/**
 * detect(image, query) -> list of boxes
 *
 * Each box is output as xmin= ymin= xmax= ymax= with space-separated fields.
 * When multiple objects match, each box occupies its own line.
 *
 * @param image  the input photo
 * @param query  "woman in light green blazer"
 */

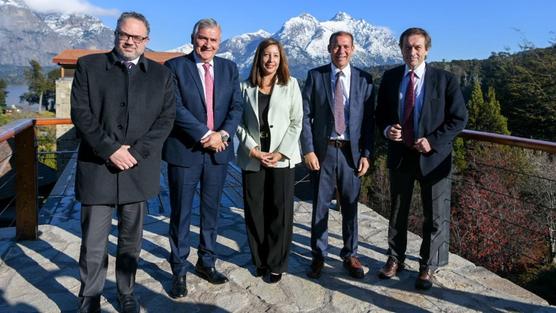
xmin=236 ymin=38 xmax=303 ymax=283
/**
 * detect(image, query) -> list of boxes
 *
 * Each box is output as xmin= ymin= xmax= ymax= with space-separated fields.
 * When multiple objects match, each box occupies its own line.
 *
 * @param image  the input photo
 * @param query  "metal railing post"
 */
xmin=15 ymin=125 xmax=38 ymax=240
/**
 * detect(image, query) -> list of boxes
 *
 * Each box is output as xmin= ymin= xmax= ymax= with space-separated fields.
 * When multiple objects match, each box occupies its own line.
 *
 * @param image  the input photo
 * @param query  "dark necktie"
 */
xmin=123 ymin=61 xmax=135 ymax=70
xmin=203 ymin=63 xmax=214 ymax=130
xmin=402 ymin=71 xmax=416 ymax=147
xmin=334 ymin=71 xmax=346 ymax=135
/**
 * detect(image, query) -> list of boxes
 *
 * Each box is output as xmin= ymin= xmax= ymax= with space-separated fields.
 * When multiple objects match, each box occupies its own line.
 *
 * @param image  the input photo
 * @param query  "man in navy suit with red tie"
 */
xmin=376 ymin=27 xmax=467 ymax=290
xmin=163 ymin=18 xmax=243 ymax=298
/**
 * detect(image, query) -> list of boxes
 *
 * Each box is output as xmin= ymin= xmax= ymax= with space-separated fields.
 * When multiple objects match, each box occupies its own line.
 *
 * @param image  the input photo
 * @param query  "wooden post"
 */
xmin=15 ymin=126 xmax=38 ymax=240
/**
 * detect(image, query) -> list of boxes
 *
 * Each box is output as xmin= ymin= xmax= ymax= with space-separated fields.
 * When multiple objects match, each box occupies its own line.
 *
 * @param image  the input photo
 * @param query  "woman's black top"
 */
xmin=258 ymin=91 xmax=271 ymax=152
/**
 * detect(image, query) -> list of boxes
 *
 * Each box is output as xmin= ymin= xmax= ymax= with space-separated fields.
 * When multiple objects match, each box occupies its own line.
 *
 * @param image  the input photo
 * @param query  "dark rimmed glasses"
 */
xmin=115 ymin=30 xmax=148 ymax=44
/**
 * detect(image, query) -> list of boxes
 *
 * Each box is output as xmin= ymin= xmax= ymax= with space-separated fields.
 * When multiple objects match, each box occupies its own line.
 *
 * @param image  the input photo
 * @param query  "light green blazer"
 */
xmin=236 ymin=77 xmax=303 ymax=171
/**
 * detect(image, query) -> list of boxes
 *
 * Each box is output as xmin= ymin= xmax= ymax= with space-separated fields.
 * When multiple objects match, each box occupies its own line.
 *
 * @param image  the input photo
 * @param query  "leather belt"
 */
xmin=328 ymin=139 xmax=349 ymax=148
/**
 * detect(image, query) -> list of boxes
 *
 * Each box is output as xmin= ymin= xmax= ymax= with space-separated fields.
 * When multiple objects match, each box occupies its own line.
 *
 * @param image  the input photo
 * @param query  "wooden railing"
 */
xmin=460 ymin=129 xmax=556 ymax=154
xmin=0 ymin=118 xmax=72 ymax=240
xmin=0 ymin=118 xmax=554 ymax=241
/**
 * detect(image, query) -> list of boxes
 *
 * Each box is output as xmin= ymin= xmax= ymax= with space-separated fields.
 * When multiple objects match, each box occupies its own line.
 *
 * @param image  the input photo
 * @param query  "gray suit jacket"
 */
xmin=300 ymin=63 xmax=374 ymax=166
xmin=236 ymin=77 xmax=303 ymax=171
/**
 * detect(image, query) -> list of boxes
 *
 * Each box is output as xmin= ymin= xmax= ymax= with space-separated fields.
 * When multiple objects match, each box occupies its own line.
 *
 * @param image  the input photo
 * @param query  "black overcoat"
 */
xmin=71 ymin=50 xmax=175 ymax=205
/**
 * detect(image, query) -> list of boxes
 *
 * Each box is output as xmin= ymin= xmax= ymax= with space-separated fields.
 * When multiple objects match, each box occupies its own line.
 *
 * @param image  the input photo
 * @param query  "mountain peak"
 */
xmin=332 ymin=11 xmax=352 ymax=21
xmin=0 ymin=3 xmax=113 ymax=65
xmin=299 ymin=13 xmax=317 ymax=20
xmin=252 ymin=29 xmax=271 ymax=37
xmin=170 ymin=12 xmax=402 ymax=79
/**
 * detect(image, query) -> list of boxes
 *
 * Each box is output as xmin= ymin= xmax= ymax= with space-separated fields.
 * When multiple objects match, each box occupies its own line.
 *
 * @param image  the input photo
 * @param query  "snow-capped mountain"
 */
xmin=170 ymin=12 xmax=402 ymax=78
xmin=172 ymin=43 xmax=193 ymax=54
xmin=0 ymin=0 xmax=113 ymax=65
xmin=40 ymin=13 xmax=113 ymax=49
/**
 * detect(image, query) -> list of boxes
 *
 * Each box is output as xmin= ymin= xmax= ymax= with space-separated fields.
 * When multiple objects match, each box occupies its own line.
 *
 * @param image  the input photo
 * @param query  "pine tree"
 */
xmin=485 ymin=87 xmax=510 ymax=135
xmin=0 ymin=79 xmax=7 ymax=106
xmin=467 ymin=80 xmax=510 ymax=135
xmin=467 ymin=80 xmax=484 ymax=130
xmin=21 ymin=60 xmax=47 ymax=112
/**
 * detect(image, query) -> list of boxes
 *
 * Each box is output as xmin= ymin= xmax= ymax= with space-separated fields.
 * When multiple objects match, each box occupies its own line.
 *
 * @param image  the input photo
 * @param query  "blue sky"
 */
xmin=25 ymin=0 xmax=556 ymax=61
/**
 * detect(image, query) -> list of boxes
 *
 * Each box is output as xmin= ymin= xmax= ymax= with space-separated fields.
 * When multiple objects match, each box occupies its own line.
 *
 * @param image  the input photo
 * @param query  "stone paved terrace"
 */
xmin=0 ymin=159 xmax=555 ymax=313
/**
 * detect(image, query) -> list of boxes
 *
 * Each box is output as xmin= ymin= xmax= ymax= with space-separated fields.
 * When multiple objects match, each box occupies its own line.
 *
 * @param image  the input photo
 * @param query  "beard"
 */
xmin=115 ymin=41 xmax=144 ymax=61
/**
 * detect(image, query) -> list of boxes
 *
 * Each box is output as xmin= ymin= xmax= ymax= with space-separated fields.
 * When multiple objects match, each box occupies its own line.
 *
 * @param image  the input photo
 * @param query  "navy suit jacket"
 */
xmin=300 ymin=64 xmax=374 ymax=166
xmin=376 ymin=64 xmax=468 ymax=177
xmin=163 ymin=53 xmax=243 ymax=166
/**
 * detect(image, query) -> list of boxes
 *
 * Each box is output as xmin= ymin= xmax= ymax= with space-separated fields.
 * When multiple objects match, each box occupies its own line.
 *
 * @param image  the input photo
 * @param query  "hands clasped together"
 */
xmin=387 ymin=123 xmax=431 ymax=153
xmin=109 ymin=145 xmax=137 ymax=171
xmin=250 ymin=148 xmax=284 ymax=168
xmin=200 ymin=131 xmax=229 ymax=152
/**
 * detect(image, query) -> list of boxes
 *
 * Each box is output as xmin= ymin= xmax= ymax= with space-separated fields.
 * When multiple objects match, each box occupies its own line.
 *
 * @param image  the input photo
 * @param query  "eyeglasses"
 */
xmin=115 ymin=30 xmax=148 ymax=44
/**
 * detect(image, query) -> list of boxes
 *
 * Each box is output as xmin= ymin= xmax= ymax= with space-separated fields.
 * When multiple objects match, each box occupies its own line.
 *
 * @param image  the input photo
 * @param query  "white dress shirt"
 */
xmin=330 ymin=62 xmax=351 ymax=140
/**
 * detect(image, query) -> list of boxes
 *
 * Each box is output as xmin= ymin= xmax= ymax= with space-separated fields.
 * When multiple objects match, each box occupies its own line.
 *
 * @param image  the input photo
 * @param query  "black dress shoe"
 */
xmin=79 ymin=296 xmax=100 ymax=313
xmin=415 ymin=266 xmax=434 ymax=290
xmin=268 ymin=273 xmax=282 ymax=284
xmin=195 ymin=262 xmax=228 ymax=284
xmin=118 ymin=293 xmax=139 ymax=313
xmin=307 ymin=258 xmax=324 ymax=279
xmin=169 ymin=275 xmax=188 ymax=298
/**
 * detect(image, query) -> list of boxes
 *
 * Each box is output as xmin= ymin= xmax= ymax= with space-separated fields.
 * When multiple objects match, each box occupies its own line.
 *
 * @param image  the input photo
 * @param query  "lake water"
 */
xmin=5 ymin=84 xmax=28 ymax=106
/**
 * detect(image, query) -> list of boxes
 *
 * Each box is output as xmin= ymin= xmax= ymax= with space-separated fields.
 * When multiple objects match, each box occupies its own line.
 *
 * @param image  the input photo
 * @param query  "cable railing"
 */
xmin=0 ymin=118 xmax=554 ymax=260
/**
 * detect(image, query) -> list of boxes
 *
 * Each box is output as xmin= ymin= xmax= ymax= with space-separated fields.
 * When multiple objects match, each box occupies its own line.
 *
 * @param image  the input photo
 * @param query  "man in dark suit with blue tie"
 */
xmin=301 ymin=31 xmax=374 ymax=279
xmin=163 ymin=18 xmax=243 ymax=298
xmin=376 ymin=27 xmax=467 ymax=290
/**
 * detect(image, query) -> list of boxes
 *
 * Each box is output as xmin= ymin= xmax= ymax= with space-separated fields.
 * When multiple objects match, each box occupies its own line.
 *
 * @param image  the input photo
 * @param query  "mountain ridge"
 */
xmin=0 ymin=0 xmax=113 ymax=66
xmin=169 ymin=12 xmax=402 ymax=78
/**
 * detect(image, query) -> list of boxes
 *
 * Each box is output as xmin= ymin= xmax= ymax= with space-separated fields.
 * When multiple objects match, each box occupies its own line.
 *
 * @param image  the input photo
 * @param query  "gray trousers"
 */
xmin=78 ymin=202 xmax=146 ymax=298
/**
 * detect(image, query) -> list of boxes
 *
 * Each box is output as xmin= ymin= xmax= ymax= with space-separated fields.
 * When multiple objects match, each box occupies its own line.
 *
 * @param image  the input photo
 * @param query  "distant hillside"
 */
xmin=431 ymin=46 xmax=556 ymax=141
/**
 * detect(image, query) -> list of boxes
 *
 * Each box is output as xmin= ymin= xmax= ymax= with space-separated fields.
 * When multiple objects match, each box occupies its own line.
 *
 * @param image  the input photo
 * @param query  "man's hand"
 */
xmin=109 ymin=145 xmax=137 ymax=170
xmin=201 ymin=132 xmax=228 ymax=152
xmin=304 ymin=152 xmax=320 ymax=171
xmin=387 ymin=124 xmax=403 ymax=141
xmin=357 ymin=157 xmax=370 ymax=177
xmin=414 ymin=138 xmax=431 ymax=153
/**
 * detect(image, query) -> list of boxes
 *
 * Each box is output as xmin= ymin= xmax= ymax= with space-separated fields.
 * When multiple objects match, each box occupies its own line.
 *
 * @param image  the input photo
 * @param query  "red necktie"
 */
xmin=203 ymin=63 xmax=214 ymax=130
xmin=402 ymin=71 xmax=415 ymax=147
xmin=334 ymin=71 xmax=346 ymax=135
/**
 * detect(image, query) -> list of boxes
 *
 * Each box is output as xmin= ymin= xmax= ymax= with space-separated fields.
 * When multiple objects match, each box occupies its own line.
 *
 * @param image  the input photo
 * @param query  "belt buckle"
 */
xmin=331 ymin=139 xmax=342 ymax=148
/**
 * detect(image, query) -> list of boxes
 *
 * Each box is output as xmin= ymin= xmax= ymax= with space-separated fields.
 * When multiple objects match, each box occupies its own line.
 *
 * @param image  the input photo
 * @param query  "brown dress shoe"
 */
xmin=415 ymin=266 xmax=434 ymax=290
xmin=307 ymin=258 xmax=324 ymax=279
xmin=343 ymin=256 xmax=365 ymax=279
xmin=378 ymin=257 xmax=404 ymax=279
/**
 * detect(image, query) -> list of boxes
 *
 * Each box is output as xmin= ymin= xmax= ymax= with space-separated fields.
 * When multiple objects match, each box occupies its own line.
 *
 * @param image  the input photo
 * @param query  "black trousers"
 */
xmin=387 ymin=150 xmax=451 ymax=269
xmin=242 ymin=166 xmax=295 ymax=274
xmin=78 ymin=202 xmax=146 ymax=298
